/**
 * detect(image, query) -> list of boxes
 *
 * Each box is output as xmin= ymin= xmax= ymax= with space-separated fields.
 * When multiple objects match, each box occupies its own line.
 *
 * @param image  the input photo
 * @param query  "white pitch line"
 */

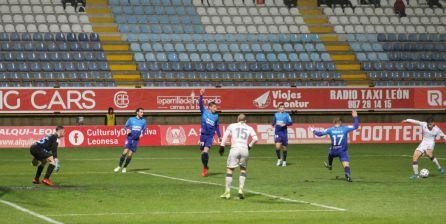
xmin=138 ymin=171 xmax=347 ymax=212
xmin=47 ymin=209 xmax=338 ymax=217
xmin=400 ymin=155 xmax=446 ymax=160
xmin=0 ymin=199 xmax=64 ymax=224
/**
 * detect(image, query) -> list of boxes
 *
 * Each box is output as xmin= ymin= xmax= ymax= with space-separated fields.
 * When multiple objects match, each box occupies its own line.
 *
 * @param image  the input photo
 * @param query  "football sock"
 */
xmin=118 ymin=154 xmax=126 ymax=167
xmin=412 ymin=161 xmax=419 ymax=174
xmin=328 ymin=155 xmax=334 ymax=167
xmin=225 ymin=173 xmax=233 ymax=192
xmin=44 ymin=164 xmax=55 ymax=179
xmin=35 ymin=165 xmax=45 ymax=179
xmin=282 ymin=151 xmax=288 ymax=162
xmin=344 ymin=166 xmax=351 ymax=176
xmin=430 ymin=157 xmax=441 ymax=169
xmin=124 ymin=156 xmax=132 ymax=168
xmin=275 ymin=150 xmax=281 ymax=160
xmin=239 ymin=172 xmax=247 ymax=190
xmin=201 ymin=152 xmax=209 ymax=168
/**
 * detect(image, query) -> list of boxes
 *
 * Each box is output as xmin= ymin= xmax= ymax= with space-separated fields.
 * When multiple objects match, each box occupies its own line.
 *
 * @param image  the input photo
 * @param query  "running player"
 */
xmin=114 ymin=108 xmax=147 ymax=173
xmin=402 ymin=118 xmax=446 ymax=179
xmin=198 ymin=88 xmax=221 ymax=177
xmin=30 ymin=126 xmax=65 ymax=186
xmin=272 ymin=103 xmax=293 ymax=167
xmin=219 ymin=114 xmax=258 ymax=199
xmin=312 ymin=111 xmax=359 ymax=182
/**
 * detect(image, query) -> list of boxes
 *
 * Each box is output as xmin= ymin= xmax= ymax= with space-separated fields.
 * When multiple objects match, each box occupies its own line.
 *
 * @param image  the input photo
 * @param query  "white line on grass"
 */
xmin=137 ymin=171 xmax=347 ymax=212
xmin=0 ymin=199 xmax=64 ymax=224
xmin=47 ymin=209 xmax=338 ymax=217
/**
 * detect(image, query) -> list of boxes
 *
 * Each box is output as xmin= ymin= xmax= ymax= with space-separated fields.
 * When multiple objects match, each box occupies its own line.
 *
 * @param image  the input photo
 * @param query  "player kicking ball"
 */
xmin=30 ymin=126 xmax=64 ymax=186
xmin=402 ymin=118 xmax=446 ymax=179
xmin=114 ymin=108 xmax=147 ymax=173
xmin=272 ymin=103 xmax=293 ymax=167
xmin=219 ymin=114 xmax=258 ymax=199
xmin=312 ymin=111 xmax=359 ymax=182
xmin=198 ymin=88 xmax=222 ymax=177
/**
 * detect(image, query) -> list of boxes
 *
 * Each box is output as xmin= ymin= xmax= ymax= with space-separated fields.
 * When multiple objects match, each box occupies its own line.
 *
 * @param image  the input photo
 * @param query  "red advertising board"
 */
xmin=1 ymin=123 xmax=445 ymax=148
xmin=0 ymin=87 xmax=444 ymax=113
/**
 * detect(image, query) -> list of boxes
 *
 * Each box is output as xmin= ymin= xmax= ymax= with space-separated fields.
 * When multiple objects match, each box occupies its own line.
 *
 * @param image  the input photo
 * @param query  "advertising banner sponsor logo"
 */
xmin=0 ymin=126 xmax=65 ymax=148
xmin=0 ymin=88 xmax=444 ymax=113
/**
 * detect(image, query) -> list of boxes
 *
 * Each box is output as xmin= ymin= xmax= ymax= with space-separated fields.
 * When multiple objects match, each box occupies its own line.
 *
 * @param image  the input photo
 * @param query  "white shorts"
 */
xmin=416 ymin=141 xmax=435 ymax=154
xmin=226 ymin=148 xmax=249 ymax=168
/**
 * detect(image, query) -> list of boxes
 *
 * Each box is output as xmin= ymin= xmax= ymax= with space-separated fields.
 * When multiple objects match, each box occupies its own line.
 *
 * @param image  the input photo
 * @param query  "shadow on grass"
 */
xmin=129 ymin=168 xmax=151 ymax=172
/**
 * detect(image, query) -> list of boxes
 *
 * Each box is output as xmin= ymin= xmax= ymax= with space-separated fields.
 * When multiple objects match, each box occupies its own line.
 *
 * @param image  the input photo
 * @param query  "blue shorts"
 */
xmin=329 ymin=147 xmax=349 ymax=162
xmin=199 ymin=134 xmax=213 ymax=150
xmin=274 ymin=133 xmax=288 ymax=146
xmin=125 ymin=138 xmax=139 ymax=153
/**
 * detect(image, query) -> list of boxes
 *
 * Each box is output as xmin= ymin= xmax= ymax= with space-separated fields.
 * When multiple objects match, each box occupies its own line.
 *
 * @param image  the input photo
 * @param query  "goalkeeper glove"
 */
xmin=219 ymin=146 xmax=225 ymax=156
xmin=55 ymin=159 xmax=60 ymax=172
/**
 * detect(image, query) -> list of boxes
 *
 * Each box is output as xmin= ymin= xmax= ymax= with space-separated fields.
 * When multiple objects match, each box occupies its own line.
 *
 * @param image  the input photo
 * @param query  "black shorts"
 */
xmin=30 ymin=144 xmax=52 ymax=161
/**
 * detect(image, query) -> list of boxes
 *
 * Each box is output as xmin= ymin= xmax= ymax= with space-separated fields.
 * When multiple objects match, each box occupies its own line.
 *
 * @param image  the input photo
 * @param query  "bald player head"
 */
xmin=237 ymin=114 xmax=246 ymax=123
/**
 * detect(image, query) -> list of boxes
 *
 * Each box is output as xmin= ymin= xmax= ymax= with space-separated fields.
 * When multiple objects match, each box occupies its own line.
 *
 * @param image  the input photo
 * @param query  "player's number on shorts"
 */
xmin=235 ymin=128 xmax=248 ymax=140
xmin=332 ymin=135 xmax=344 ymax=146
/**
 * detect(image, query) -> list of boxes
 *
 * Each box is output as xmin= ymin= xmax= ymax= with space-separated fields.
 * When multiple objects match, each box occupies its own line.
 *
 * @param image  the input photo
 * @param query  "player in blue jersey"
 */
xmin=199 ymin=88 xmax=221 ymax=177
xmin=114 ymin=108 xmax=147 ymax=173
xmin=272 ymin=103 xmax=293 ymax=167
xmin=312 ymin=110 xmax=359 ymax=182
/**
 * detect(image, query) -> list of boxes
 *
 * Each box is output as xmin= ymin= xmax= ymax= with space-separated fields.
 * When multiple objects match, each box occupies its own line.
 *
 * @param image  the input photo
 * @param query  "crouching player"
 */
xmin=219 ymin=114 xmax=258 ymax=199
xmin=114 ymin=108 xmax=146 ymax=173
xmin=402 ymin=118 xmax=446 ymax=179
xmin=312 ymin=111 xmax=359 ymax=182
xmin=30 ymin=126 xmax=64 ymax=186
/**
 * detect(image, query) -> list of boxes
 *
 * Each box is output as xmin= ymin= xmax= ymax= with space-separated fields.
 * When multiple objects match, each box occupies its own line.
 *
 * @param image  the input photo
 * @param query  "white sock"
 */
xmin=412 ymin=163 xmax=419 ymax=175
xmin=239 ymin=173 xmax=247 ymax=190
xmin=225 ymin=174 xmax=232 ymax=192
xmin=432 ymin=158 xmax=442 ymax=169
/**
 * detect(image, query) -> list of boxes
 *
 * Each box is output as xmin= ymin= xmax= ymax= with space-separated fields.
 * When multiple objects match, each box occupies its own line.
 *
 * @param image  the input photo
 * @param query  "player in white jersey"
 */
xmin=402 ymin=118 xmax=446 ymax=179
xmin=219 ymin=114 xmax=258 ymax=199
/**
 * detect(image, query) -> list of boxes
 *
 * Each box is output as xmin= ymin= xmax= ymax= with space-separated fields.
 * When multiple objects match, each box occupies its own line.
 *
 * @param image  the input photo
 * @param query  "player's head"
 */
xmin=278 ymin=103 xmax=285 ymax=112
xmin=237 ymin=113 xmax=247 ymax=123
xmin=333 ymin=117 xmax=343 ymax=127
xmin=426 ymin=117 xmax=435 ymax=130
xmin=136 ymin=108 xmax=144 ymax=118
xmin=108 ymin=107 xmax=114 ymax=114
xmin=55 ymin=126 xmax=65 ymax=137
xmin=208 ymin=101 xmax=218 ymax=113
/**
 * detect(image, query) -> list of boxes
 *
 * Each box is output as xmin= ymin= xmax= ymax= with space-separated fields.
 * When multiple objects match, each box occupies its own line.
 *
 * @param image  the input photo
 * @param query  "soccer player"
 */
xmin=312 ymin=111 xmax=359 ymax=182
xmin=219 ymin=114 xmax=258 ymax=199
xmin=272 ymin=103 xmax=293 ymax=167
xmin=402 ymin=118 xmax=446 ymax=179
xmin=114 ymin=108 xmax=147 ymax=173
xmin=198 ymin=88 xmax=221 ymax=177
xmin=30 ymin=126 xmax=64 ymax=186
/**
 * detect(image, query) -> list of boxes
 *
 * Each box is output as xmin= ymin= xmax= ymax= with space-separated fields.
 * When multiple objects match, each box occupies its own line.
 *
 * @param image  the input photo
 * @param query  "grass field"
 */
xmin=1 ymin=144 xmax=446 ymax=224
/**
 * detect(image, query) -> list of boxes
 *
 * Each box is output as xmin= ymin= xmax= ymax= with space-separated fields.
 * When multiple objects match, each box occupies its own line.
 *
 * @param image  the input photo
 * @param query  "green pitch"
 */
xmin=1 ymin=144 xmax=445 ymax=224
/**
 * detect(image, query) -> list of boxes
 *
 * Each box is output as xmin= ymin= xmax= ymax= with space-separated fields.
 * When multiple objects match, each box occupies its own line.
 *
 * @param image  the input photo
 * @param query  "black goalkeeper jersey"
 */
xmin=35 ymin=134 xmax=59 ymax=158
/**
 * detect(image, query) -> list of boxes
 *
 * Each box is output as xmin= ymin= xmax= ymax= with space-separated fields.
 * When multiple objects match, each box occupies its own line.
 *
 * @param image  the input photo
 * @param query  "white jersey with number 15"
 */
xmin=221 ymin=122 xmax=258 ymax=150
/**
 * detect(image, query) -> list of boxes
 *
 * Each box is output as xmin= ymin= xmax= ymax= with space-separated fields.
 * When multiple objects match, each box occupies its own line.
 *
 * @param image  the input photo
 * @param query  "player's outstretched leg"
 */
xmin=33 ymin=162 xmax=46 ymax=184
xmin=42 ymin=157 xmax=56 ymax=186
xmin=324 ymin=154 xmax=333 ymax=170
xmin=342 ymin=162 xmax=352 ymax=182
xmin=275 ymin=143 xmax=282 ymax=166
xmin=426 ymin=150 xmax=444 ymax=174
xmin=122 ymin=152 xmax=133 ymax=173
xmin=238 ymin=168 xmax=247 ymax=199
xmin=221 ymin=169 xmax=232 ymax=199
xmin=201 ymin=147 xmax=210 ymax=177
xmin=410 ymin=150 xmax=422 ymax=179
xmin=114 ymin=149 xmax=128 ymax=173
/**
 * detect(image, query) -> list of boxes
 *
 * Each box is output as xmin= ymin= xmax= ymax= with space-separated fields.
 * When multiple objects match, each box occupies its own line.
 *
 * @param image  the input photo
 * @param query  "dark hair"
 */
xmin=426 ymin=118 xmax=434 ymax=123
xmin=278 ymin=103 xmax=285 ymax=108
xmin=108 ymin=107 xmax=114 ymax=113
xmin=333 ymin=117 xmax=343 ymax=123
xmin=208 ymin=102 xmax=217 ymax=107
xmin=55 ymin=126 xmax=64 ymax=131
xmin=136 ymin=108 xmax=144 ymax=113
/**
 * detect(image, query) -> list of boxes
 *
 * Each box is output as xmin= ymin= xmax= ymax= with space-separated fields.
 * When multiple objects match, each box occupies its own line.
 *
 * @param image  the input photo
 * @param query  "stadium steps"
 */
xmin=86 ymin=0 xmax=142 ymax=87
xmin=297 ymin=0 xmax=370 ymax=86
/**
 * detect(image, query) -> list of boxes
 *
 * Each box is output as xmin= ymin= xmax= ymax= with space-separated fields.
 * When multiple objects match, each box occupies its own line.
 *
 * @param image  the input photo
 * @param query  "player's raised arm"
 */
xmin=347 ymin=110 xmax=359 ymax=131
xmin=402 ymin=119 xmax=424 ymax=126
xmin=199 ymin=88 xmax=205 ymax=113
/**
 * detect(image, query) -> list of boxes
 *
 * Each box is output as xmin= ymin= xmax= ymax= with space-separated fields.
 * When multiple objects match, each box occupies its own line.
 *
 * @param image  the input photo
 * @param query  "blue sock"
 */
xmin=201 ymin=152 xmax=209 ymax=168
xmin=283 ymin=151 xmax=288 ymax=162
xmin=344 ymin=166 xmax=351 ymax=176
xmin=275 ymin=150 xmax=281 ymax=159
